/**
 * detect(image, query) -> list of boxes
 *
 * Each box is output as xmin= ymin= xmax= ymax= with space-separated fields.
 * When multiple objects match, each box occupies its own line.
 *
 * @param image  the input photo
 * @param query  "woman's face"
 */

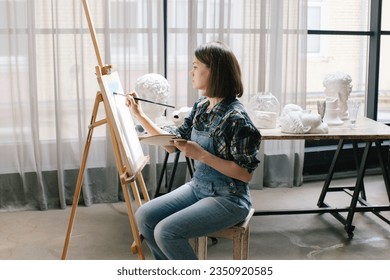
xmin=190 ymin=57 xmax=210 ymax=93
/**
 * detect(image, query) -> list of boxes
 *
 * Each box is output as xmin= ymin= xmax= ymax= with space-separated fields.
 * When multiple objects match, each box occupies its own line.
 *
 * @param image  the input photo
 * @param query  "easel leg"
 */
xmin=121 ymin=181 xmax=145 ymax=259
xmin=137 ymin=173 xmax=150 ymax=203
xmin=108 ymin=122 xmax=147 ymax=259
xmin=61 ymin=149 xmax=88 ymax=260
xmin=61 ymin=93 xmax=104 ymax=260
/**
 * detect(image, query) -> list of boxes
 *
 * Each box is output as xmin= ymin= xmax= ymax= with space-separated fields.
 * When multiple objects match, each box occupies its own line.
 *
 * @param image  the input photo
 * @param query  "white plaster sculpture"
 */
xmin=135 ymin=73 xmax=170 ymax=123
xmin=248 ymin=92 xmax=280 ymax=128
xmin=279 ymin=104 xmax=328 ymax=134
xmin=171 ymin=106 xmax=192 ymax=126
xmin=322 ymin=97 xmax=344 ymax=125
xmin=323 ymin=71 xmax=352 ymax=120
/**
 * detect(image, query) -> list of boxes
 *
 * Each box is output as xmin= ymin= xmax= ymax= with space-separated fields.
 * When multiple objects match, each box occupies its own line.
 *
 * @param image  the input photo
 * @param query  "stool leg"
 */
xmin=232 ymin=230 xmax=242 ymax=260
xmin=198 ymin=208 xmax=254 ymax=260
xmin=242 ymin=227 xmax=250 ymax=260
xmin=195 ymin=237 xmax=208 ymax=260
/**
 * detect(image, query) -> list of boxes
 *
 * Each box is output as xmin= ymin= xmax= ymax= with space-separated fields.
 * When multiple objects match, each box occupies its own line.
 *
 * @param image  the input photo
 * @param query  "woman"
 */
xmin=126 ymin=41 xmax=261 ymax=260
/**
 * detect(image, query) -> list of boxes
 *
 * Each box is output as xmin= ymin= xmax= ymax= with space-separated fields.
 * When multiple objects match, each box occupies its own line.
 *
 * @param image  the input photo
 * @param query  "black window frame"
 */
xmin=303 ymin=0 xmax=389 ymax=179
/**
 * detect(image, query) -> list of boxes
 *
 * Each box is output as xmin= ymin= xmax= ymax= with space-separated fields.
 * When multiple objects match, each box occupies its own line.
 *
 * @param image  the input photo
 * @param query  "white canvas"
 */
xmin=100 ymin=71 xmax=145 ymax=174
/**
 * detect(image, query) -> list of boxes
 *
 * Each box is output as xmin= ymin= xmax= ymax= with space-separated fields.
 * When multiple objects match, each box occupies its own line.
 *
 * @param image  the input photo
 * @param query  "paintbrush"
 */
xmin=113 ymin=92 xmax=175 ymax=108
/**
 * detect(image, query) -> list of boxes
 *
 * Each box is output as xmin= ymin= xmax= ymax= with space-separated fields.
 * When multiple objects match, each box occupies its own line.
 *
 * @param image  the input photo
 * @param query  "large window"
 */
xmin=306 ymin=0 xmax=389 ymax=123
xmin=379 ymin=0 xmax=390 ymax=122
xmin=0 ymin=0 xmax=163 ymax=144
xmin=1 ymin=0 xmax=388 ymax=175
xmin=304 ymin=0 xmax=389 ymax=178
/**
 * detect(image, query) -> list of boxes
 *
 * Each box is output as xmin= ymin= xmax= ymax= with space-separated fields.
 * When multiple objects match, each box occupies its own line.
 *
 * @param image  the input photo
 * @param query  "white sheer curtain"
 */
xmin=0 ymin=0 xmax=165 ymax=210
xmin=167 ymin=0 xmax=307 ymax=188
xmin=0 ymin=0 xmax=307 ymax=211
xmin=247 ymin=0 xmax=308 ymax=188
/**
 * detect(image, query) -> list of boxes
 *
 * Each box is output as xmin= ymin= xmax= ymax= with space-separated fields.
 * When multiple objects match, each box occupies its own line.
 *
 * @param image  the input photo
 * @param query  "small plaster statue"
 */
xmin=279 ymin=104 xmax=328 ymax=134
xmin=248 ymin=92 xmax=280 ymax=128
xmin=322 ymin=97 xmax=344 ymax=125
xmin=172 ymin=106 xmax=192 ymax=126
xmin=323 ymin=71 xmax=352 ymax=120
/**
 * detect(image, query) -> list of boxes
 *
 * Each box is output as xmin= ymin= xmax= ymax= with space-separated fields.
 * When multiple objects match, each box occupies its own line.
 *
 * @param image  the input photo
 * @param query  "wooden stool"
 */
xmin=195 ymin=208 xmax=255 ymax=260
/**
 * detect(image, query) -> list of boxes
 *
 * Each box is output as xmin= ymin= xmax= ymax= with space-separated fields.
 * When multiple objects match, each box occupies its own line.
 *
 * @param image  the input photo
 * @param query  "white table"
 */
xmin=255 ymin=117 xmax=390 ymax=238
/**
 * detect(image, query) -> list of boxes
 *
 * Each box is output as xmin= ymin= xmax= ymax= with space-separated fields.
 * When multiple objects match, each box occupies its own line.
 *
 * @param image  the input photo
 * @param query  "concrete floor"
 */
xmin=1 ymin=175 xmax=390 ymax=260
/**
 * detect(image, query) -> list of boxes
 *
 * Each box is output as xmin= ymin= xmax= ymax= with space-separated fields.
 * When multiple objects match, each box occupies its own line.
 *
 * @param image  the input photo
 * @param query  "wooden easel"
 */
xmin=61 ymin=0 xmax=150 ymax=260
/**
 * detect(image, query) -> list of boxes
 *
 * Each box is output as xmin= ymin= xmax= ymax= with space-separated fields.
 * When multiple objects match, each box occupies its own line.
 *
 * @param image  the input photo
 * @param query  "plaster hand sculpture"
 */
xmin=248 ymin=92 xmax=280 ymax=128
xmin=135 ymin=73 xmax=170 ymax=123
xmin=323 ymin=71 xmax=352 ymax=120
xmin=279 ymin=104 xmax=328 ymax=134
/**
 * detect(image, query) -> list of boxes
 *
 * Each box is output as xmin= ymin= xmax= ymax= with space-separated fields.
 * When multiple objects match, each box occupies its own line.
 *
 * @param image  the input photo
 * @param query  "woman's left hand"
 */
xmin=174 ymin=140 xmax=253 ymax=183
xmin=173 ymin=140 xmax=205 ymax=161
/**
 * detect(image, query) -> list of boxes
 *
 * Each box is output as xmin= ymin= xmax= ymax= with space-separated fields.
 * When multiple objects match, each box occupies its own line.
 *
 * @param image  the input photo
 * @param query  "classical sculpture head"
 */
xmin=323 ymin=71 xmax=352 ymax=119
xmin=135 ymin=73 xmax=170 ymax=122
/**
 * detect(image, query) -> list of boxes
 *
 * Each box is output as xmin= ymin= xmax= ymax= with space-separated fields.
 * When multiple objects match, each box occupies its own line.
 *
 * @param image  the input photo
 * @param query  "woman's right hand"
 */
xmin=125 ymin=91 xmax=143 ymax=117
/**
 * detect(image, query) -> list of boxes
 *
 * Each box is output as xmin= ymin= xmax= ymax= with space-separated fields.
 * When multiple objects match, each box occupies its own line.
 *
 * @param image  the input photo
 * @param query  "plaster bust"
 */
xmin=323 ymin=71 xmax=352 ymax=120
xmin=135 ymin=73 xmax=170 ymax=123
xmin=279 ymin=104 xmax=328 ymax=134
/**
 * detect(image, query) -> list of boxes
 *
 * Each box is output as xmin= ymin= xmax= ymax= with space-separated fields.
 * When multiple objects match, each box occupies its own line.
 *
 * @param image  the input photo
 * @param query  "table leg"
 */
xmin=155 ymin=151 xmax=170 ymax=197
xmin=375 ymin=141 xmax=390 ymax=201
xmin=344 ymin=141 xmax=372 ymax=238
xmin=317 ymin=139 xmax=345 ymax=207
xmin=352 ymin=141 xmax=367 ymax=200
xmin=166 ymin=151 xmax=181 ymax=193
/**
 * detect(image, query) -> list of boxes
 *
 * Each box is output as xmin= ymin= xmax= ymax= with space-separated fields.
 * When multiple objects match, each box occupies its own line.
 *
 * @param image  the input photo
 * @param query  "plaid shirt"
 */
xmin=173 ymin=96 xmax=261 ymax=172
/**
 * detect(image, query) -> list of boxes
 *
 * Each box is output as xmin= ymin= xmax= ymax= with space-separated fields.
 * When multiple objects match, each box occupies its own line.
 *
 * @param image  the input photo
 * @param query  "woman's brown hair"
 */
xmin=194 ymin=41 xmax=243 ymax=98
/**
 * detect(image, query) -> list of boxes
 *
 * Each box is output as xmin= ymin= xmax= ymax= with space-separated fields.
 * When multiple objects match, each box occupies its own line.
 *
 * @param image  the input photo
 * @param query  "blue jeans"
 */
xmin=135 ymin=180 xmax=250 ymax=260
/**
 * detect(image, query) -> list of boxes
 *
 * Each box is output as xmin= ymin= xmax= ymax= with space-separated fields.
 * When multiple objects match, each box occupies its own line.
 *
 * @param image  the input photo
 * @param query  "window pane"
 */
xmin=35 ymin=0 xmax=91 ymax=29
xmin=306 ymin=35 xmax=368 ymax=112
xmin=382 ymin=0 xmax=390 ymax=30
xmin=307 ymin=6 xmax=321 ymax=53
xmin=308 ymin=0 xmax=369 ymax=32
xmin=378 ymin=36 xmax=390 ymax=122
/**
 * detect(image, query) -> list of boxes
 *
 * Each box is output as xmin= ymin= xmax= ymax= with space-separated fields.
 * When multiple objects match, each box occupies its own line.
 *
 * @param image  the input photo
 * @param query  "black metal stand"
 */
xmin=154 ymin=151 xmax=194 ymax=197
xmin=254 ymin=139 xmax=390 ymax=239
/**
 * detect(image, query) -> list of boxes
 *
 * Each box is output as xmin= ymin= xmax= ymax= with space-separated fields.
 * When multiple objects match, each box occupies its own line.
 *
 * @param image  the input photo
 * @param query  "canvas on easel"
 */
xmin=99 ymin=71 xmax=145 ymax=173
xmin=61 ymin=0 xmax=150 ymax=260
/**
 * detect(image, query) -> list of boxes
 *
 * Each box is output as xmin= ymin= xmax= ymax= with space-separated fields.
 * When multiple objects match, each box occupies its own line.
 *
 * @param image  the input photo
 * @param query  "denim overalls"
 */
xmin=190 ymin=112 xmax=252 ymax=210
